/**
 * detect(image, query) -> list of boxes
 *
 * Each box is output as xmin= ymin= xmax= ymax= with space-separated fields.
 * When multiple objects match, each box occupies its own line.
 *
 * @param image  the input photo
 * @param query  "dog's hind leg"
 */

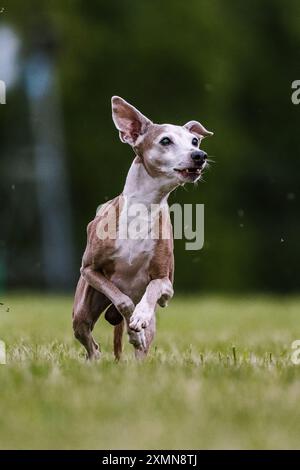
xmin=113 ymin=319 xmax=125 ymax=361
xmin=73 ymin=276 xmax=110 ymax=360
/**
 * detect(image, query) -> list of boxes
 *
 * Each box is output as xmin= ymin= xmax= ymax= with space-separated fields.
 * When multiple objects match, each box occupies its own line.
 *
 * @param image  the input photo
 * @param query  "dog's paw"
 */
xmin=116 ymin=295 xmax=135 ymax=317
xmin=86 ymin=349 xmax=101 ymax=361
xmin=158 ymin=282 xmax=174 ymax=308
xmin=129 ymin=307 xmax=152 ymax=332
xmin=127 ymin=328 xmax=147 ymax=350
xmin=158 ymin=294 xmax=169 ymax=308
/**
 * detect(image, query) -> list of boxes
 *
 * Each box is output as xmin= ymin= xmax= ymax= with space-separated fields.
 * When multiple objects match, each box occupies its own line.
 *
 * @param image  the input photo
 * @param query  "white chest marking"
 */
xmin=115 ymin=197 xmax=157 ymax=266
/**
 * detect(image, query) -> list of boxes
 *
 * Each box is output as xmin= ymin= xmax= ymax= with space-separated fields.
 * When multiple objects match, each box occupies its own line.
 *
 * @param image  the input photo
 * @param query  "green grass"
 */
xmin=0 ymin=293 xmax=300 ymax=449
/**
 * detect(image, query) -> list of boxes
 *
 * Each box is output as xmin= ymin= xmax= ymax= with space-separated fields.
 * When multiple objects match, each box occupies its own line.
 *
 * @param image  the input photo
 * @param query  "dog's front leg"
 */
xmin=129 ymin=277 xmax=174 ymax=332
xmin=80 ymin=266 xmax=135 ymax=317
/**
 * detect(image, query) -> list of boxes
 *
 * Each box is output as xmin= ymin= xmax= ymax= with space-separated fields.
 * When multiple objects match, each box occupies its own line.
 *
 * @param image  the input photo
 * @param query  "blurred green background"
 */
xmin=1 ymin=0 xmax=300 ymax=294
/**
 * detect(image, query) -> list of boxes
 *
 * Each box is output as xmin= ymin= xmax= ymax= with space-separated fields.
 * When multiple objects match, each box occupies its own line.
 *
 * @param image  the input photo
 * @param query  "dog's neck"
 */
xmin=122 ymin=156 xmax=177 ymax=207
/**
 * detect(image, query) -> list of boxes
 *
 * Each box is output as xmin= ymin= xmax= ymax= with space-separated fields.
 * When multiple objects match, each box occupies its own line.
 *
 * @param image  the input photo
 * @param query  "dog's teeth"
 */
xmin=180 ymin=168 xmax=201 ymax=175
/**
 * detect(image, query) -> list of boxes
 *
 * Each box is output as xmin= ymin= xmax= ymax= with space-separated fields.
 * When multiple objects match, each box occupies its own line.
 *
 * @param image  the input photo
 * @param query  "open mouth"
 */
xmin=174 ymin=167 xmax=202 ymax=180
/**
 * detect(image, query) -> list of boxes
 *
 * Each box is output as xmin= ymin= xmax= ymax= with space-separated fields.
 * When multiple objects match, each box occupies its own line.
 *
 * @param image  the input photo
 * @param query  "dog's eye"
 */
xmin=192 ymin=137 xmax=199 ymax=146
xmin=160 ymin=137 xmax=172 ymax=146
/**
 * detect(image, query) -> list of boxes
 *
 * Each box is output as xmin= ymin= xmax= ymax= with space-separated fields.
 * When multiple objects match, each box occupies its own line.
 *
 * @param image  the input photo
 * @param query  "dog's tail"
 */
xmin=113 ymin=320 xmax=124 ymax=360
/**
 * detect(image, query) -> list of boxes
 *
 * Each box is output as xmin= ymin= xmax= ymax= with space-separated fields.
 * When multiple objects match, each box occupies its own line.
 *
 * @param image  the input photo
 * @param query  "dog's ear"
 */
xmin=183 ymin=120 xmax=213 ymax=139
xmin=111 ymin=96 xmax=152 ymax=145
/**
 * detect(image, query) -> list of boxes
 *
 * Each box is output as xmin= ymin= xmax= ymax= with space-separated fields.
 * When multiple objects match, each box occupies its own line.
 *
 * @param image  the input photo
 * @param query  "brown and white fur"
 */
xmin=72 ymin=96 xmax=213 ymax=360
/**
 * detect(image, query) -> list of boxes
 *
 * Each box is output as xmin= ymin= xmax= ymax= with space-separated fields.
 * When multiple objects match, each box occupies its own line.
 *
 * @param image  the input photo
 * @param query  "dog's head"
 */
xmin=111 ymin=96 xmax=213 ymax=185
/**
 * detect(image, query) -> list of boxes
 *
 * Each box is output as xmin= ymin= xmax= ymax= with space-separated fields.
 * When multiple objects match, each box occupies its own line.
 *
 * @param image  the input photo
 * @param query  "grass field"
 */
xmin=0 ymin=293 xmax=300 ymax=449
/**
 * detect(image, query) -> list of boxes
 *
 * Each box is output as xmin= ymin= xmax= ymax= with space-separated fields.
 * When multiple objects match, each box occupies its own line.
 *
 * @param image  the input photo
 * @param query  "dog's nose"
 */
xmin=191 ymin=150 xmax=207 ymax=164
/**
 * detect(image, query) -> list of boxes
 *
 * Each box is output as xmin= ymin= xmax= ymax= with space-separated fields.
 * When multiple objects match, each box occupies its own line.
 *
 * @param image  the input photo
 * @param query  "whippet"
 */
xmin=73 ymin=96 xmax=213 ymax=360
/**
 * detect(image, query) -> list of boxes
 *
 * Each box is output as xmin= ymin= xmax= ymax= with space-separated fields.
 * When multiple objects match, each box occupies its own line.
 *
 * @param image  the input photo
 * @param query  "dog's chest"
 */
xmin=109 ymin=201 xmax=157 ymax=300
xmin=110 ymin=238 xmax=155 ymax=301
xmin=115 ymin=236 xmax=155 ymax=265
